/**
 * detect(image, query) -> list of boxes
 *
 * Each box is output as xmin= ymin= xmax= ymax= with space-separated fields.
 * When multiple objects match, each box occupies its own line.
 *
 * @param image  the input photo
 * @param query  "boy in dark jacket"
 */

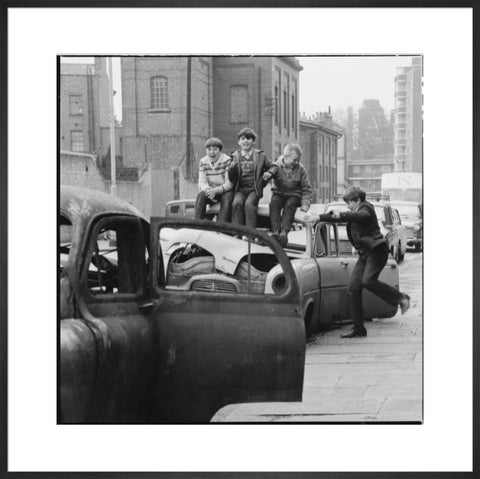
xmin=228 ymin=128 xmax=278 ymax=229
xmin=266 ymin=144 xmax=312 ymax=246
xmin=319 ymin=186 xmax=410 ymax=338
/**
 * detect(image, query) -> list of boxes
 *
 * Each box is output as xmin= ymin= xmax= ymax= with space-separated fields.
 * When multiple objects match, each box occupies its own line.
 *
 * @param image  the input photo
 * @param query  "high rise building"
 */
xmin=393 ymin=57 xmax=422 ymax=172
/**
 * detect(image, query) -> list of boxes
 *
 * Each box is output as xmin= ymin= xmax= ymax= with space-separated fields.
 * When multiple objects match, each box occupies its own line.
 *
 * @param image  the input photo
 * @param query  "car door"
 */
xmin=60 ymin=214 xmax=155 ymax=424
xmin=147 ymin=218 xmax=306 ymax=423
xmin=313 ymin=222 xmax=351 ymax=326
xmin=315 ymin=220 xmax=400 ymax=322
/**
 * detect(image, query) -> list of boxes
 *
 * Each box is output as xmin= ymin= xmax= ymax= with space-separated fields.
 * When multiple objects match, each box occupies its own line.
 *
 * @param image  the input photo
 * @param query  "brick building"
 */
xmin=299 ymin=117 xmax=342 ymax=204
xmin=120 ymin=56 xmax=303 ymax=214
xmin=60 ymin=58 xmax=121 ymax=158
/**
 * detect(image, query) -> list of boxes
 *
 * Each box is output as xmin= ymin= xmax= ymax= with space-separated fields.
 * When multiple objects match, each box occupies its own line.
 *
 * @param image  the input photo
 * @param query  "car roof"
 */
xmin=60 ymin=185 xmax=147 ymax=223
xmin=389 ymin=200 xmax=421 ymax=206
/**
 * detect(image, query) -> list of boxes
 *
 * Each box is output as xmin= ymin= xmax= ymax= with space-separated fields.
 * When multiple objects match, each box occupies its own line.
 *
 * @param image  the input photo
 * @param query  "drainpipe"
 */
xmin=257 ymin=67 xmax=262 ymax=148
xmin=186 ymin=57 xmax=192 ymax=179
xmin=108 ymin=57 xmax=117 ymax=196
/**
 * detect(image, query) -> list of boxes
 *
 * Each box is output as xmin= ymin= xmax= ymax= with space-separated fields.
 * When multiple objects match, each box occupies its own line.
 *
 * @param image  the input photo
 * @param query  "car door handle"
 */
xmin=340 ymin=261 xmax=349 ymax=267
xmin=138 ymin=301 xmax=154 ymax=313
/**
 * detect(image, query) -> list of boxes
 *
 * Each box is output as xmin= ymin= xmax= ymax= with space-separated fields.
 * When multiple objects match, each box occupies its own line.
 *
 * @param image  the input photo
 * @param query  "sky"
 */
xmin=61 ymin=55 xmax=419 ymax=123
xmin=298 ymin=55 xmax=418 ymax=118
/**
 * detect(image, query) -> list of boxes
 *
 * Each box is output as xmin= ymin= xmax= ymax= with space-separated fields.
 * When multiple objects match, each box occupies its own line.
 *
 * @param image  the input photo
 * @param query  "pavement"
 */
xmin=212 ymin=251 xmax=423 ymax=423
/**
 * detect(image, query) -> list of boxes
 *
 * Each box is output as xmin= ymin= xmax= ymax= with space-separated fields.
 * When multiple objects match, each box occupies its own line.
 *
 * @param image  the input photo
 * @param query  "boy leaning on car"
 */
xmin=319 ymin=186 xmax=411 ymax=338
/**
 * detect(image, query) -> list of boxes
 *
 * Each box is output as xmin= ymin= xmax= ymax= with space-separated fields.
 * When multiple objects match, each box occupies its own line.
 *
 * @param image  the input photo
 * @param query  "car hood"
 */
xmin=160 ymin=228 xmax=275 ymax=275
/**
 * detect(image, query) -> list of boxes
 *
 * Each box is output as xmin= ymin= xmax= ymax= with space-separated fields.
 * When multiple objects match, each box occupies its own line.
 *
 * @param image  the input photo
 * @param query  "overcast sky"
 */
xmin=61 ymin=55 xmax=419 ymax=123
xmin=298 ymin=55 xmax=418 ymax=118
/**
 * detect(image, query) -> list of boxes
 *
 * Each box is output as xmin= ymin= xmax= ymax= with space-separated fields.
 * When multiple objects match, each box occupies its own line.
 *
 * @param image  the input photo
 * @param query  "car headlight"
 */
xmin=272 ymin=275 xmax=287 ymax=295
xmin=413 ymin=223 xmax=421 ymax=231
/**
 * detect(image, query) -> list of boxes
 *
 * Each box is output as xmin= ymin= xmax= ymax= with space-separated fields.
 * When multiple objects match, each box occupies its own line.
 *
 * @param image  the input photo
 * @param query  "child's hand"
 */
xmin=205 ymin=189 xmax=216 ymax=200
xmin=300 ymin=205 xmax=309 ymax=213
xmin=263 ymin=172 xmax=272 ymax=181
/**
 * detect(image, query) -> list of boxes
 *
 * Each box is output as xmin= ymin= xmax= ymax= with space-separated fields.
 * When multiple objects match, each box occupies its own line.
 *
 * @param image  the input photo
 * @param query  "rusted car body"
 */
xmin=59 ymin=186 xmax=306 ymax=424
xmin=201 ymin=204 xmax=400 ymax=335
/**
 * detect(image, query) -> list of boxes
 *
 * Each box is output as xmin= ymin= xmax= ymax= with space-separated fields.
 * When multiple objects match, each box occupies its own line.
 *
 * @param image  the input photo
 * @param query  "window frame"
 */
xmin=80 ymin=215 xmax=148 ymax=302
xmin=149 ymin=75 xmax=170 ymax=112
xmin=70 ymin=130 xmax=84 ymax=152
xmin=69 ymin=95 xmax=83 ymax=116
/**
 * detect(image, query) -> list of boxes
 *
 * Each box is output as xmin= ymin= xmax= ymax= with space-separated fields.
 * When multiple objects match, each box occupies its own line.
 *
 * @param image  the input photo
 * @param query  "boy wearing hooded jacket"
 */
xmin=266 ymin=144 xmax=312 ymax=246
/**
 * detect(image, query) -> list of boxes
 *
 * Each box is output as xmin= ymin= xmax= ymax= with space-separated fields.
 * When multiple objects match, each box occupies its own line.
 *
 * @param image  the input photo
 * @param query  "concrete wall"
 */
xmin=61 ymin=152 xmax=153 ymax=218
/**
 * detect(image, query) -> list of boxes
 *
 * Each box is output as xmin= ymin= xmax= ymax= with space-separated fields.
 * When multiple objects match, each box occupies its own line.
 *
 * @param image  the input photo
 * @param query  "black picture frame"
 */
xmin=1 ymin=1 xmax=478 ymax=477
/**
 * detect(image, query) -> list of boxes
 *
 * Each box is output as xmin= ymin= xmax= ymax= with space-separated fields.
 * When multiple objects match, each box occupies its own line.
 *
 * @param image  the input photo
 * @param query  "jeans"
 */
xmin=348 ymin=242 xmax=403 ymax=327
xmin=232 ymin=189 xmax=260 ymax=228
xmin=194 ymin=190 xmax=234 ymax=222
xmin=269 ymin=194 xmax=301 ymax=233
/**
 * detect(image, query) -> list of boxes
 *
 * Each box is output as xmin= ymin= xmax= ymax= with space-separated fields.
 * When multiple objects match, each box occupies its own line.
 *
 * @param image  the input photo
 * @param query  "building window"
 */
xmin=69 ymin=95 xmax=83 ymax=115
xmin=230 ymin=85 xmax=248 ymax=124
xmin=291 ymin=94 xmax=295 ymax=131
xmin=71 ymin=131 xmax=84 ymax=152
xmin=150 ymin=76 xmax=169 ymax=110
xmin=274 ymin=86 xmax=279 ymax=126
xmin=283 ymin=90 xmax=287 ymax=128
xmin=353 ymin=166 xmax=361 ymax=174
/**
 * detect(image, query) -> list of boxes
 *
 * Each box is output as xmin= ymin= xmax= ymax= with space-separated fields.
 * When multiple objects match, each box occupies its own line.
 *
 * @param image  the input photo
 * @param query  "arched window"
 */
xmin=150 ymin=76 xmax=169 ymax=110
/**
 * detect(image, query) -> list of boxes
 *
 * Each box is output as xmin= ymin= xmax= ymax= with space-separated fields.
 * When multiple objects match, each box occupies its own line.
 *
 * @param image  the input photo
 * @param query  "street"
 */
xmin=212 ymin=250 xmax=423 ymax=422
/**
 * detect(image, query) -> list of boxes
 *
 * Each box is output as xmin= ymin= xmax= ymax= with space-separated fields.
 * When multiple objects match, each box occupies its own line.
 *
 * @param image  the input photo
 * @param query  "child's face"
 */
xmin=206 ymin=146 xmax=221 ymax=158
xmin=283 ymin=150 xmax=299 ymax=167
xmin=238 ymin=135 xmax=254 ymax=150
xmin=346 ymin=199 xmax=361 ymax=211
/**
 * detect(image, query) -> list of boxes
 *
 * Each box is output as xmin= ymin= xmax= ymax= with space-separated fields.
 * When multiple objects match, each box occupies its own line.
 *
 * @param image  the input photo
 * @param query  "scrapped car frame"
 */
xmin=59 ymin=186 xmax=306 ymax=424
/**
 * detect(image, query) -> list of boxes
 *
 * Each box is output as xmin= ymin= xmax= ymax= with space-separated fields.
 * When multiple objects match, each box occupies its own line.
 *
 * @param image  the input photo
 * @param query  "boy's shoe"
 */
xmin=278 ymin=232 xmax=288 ymax=247
xmin=399 ymin=294 xmax=411 ymax=314
xmin=341 ymin=326 xmax=367 ymax=338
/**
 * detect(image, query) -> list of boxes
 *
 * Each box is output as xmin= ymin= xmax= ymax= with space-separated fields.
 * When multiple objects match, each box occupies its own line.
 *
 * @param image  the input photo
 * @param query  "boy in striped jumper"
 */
xmin=195 ymin=137 xmax=233 ymax=222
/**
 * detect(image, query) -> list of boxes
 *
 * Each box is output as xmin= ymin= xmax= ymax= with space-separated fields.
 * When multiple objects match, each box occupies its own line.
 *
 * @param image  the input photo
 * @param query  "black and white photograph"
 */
xmin=4 ymin=5 xmax=475 ymax=476
xmin=59 ymin=54 xmax=423 ymax=425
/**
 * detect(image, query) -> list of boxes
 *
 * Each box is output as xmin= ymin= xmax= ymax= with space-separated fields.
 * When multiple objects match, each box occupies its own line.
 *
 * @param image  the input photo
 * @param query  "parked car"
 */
xmin=389 ymin=200 xmax=423 ymax=252
xmin=60 ymin=186 xmax=305 ymax=424
xmin=325 ymin=200 xmax=407 ymax=263
xmin=165 ymin=199 xmax=196 ymax=218
xmin=203 ymin=202 xmax=400 ymax=335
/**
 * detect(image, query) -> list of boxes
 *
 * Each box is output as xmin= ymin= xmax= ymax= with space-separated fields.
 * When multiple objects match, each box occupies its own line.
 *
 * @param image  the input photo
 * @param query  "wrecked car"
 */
xmin=59 ymin=186 xmax=306 ymax=424
xmin=192 ymin=204 xmax=400 ymax=336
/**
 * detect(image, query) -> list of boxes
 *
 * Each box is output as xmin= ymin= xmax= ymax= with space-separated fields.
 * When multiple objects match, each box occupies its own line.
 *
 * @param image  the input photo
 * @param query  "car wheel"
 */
xmin=415 ymin=243 xmax=421 ymax=252
xmin=304 ymin=303 xmax=315 ymax=337
xmin=398 ymin=244 xmax=405 ymax=263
